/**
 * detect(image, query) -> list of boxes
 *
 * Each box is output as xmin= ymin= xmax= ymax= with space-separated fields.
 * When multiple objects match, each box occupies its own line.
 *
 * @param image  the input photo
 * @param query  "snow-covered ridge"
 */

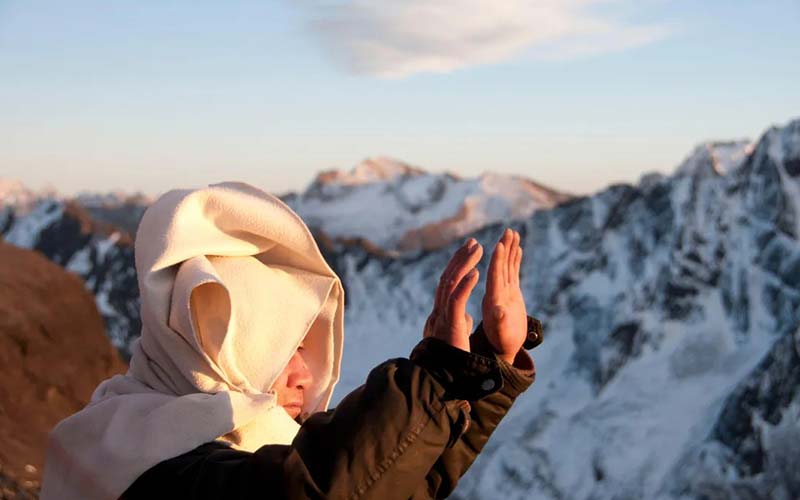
xmin=0 ymin=179 xmax=56 ymax=212
xmin=310 ymin=156 xmax=428 ymax=186
xmin=674 ymin=140 xmax=754 ymax=177
xmin=0 ymin=180 xmax=152 ymax=212
xmin=285 ymin=156 xmax=572 ymax=252
xmin=73 ymin=190 xmax=155 ymax=208
xmin=3 ymin=156 xmax=569 ymax=254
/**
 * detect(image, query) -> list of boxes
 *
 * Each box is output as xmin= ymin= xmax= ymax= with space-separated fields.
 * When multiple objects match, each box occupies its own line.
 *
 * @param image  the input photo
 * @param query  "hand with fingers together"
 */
xmin=424 ymin=237 xmax=483 ymax=352
xmin=482 ymin=228 xmax=528 ymax=364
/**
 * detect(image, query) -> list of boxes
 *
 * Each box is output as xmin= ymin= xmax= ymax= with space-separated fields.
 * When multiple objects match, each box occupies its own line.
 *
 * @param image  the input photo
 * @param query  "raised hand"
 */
xmin=482 ymin=228 xmax=528 ymax=364
xmin=424 ymin=238 xmax=483 ymax=352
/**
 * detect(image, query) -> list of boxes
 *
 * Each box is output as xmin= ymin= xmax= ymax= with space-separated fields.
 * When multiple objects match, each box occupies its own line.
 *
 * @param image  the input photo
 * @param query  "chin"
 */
xmin=283 ymin=406 xmax=302 ymax=419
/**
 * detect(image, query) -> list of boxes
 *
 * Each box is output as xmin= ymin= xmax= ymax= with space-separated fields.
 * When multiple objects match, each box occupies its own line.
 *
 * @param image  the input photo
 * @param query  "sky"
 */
xmin=1 ymin=0 xmax=799 ymax=198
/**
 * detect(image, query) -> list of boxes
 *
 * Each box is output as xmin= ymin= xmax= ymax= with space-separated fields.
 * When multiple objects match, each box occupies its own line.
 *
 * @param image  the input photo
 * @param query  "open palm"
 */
xmin=424 ymin=238 xmax=483 ymax=352
xmin=482 ymin=228 xmax=528 ymax=364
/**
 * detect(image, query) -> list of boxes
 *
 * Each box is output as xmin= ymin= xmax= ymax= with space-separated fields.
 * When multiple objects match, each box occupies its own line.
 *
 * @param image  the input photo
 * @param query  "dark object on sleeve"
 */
xmin=121 ymin=317 xmax=540 ymax=500
xmin=524 ymin=315 xmax=544 ymax=349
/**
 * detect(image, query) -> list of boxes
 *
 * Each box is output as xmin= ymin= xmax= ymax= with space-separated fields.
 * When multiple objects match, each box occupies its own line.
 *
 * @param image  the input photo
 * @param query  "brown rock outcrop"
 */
xmin=0 ymin=241 xmax=127 ymax=497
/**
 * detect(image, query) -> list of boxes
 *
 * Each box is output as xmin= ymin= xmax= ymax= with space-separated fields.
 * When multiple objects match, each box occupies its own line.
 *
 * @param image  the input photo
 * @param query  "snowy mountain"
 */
xmin=0 ymin=159 xmax=565 ymax=356
xmin=72 ymin=191 xmax=153 ymax=240
xmin=326 ymin=121 xmax=800 ymax=500
xmin=1 ymin=200 xmax=140 ymax=356
xmin=283 ymin=156 xmax=572 ymax=253
xmin=0 ymin=179 xmax=55 ymax=212
xmin=0 ymin=183 xmax=150 ymax=260
xmin=2 ymin=119 xmax=799 ymax=499
xmin=674 ymin=140 xmax=755 ymax=177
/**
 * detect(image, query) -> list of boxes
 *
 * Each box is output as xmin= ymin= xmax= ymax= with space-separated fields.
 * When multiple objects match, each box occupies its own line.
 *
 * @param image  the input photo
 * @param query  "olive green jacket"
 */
xmin=120 ymin=320 xmax=537 ymax=500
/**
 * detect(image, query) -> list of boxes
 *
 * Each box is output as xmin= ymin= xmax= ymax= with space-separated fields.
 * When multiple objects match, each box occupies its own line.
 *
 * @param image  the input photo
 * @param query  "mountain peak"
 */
xmin=762 ymin=117 xmax=800 ymax=167
xmin=675 ymin=140 xmax=753 ymax=177
xmin=0 ymin=178 xmax=57 ymax=211
xmin=73 ymin=190 xmax=155 ymax=208
xmin=312 ymin=156 xmax=426 ymax=188
xmin=289 ymin=159 xmax=572 ymax=252
xmin=477 ymin=171 xmax=573 ymax=206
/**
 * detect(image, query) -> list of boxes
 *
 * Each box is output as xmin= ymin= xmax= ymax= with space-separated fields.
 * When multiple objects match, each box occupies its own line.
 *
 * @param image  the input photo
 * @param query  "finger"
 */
xmin=447 ymin=268 xmax=479 ymax=324
xmin=443 ymin=239 xmax=476 ymax=287
xmin=512 ymin=231 xmax=519 ymax=283
xmin=502 ymin=229 xmax=514 ymax=284
xmin=435 ymin=248 xmax=459 ymax=311
xmin=487 ymin=240 xmax=505 ymax=298
xmin=436 ymin=239 xmax=475 ymax=310
xmin=440 ymin=239 xmax=480 ymax=297
xmin=508 ymin=231 xmax=519 ymax=284
xmin=506 ymin=231 xmax=517 ymax=285
xmin=447 ymin=268 xmax=479 ymax=325
xmin=513 ymin=247 xmax=523 ymax=287
xmin=444 ymin=243 xmax=483 ymax=301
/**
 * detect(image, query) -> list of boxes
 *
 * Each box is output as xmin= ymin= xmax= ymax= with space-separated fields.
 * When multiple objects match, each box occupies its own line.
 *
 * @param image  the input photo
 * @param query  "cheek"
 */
xmin=271 ymin=351 xmax=306 ymax=397
xmin=271 ymin=369 xmax=290 ymax=396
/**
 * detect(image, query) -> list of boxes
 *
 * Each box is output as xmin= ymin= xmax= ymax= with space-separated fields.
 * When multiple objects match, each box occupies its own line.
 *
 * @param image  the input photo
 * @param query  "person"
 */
xmin=40 ymin=182 xmax=541 ymax=500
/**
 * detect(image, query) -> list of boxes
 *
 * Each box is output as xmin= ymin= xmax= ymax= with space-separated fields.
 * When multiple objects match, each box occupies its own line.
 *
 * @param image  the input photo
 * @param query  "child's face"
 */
xmin=272 ymin=343 xmax=313 ymax=420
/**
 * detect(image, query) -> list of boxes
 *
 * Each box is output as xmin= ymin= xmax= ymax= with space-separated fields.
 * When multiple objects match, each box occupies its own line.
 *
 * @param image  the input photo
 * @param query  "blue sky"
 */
xmin=1 ymin=0 xmax=798 ymax=197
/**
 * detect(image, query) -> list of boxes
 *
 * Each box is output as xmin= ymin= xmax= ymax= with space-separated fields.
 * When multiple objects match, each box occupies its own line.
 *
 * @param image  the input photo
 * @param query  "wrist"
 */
xmin=410 ymin=337 xmax=503 ymax=401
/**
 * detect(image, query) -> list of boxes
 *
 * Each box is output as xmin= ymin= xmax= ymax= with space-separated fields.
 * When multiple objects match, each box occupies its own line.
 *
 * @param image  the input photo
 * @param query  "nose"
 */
xmin=288 ymin=350 xmax=313 ymax=390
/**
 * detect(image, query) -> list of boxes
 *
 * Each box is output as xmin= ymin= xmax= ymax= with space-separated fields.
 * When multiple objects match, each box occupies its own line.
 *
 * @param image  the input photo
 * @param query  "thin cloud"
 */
xmin=298 ymin=0 xmax=671 ymax=78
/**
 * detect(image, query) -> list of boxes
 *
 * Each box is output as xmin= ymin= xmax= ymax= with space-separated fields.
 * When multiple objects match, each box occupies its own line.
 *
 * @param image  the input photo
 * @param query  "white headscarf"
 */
xmin=40 ymin=182 xmax=345 ymax=500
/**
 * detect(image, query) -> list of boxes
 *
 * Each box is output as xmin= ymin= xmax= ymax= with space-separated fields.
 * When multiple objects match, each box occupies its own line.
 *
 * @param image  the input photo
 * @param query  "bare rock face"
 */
xmin=0 ymin=241 xmax=126 ymax=497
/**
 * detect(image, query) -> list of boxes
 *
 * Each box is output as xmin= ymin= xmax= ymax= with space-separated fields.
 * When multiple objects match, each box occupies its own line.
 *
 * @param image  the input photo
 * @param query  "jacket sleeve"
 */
xmin=410 ymin=320 xmax=536 ymax=499
xmin=120 ymin=338 xmax=507 ymax=500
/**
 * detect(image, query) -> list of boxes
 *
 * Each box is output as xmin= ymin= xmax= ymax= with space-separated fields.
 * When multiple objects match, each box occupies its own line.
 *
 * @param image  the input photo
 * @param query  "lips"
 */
xmin=283 ymin=401 xmax=303 ymax=414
